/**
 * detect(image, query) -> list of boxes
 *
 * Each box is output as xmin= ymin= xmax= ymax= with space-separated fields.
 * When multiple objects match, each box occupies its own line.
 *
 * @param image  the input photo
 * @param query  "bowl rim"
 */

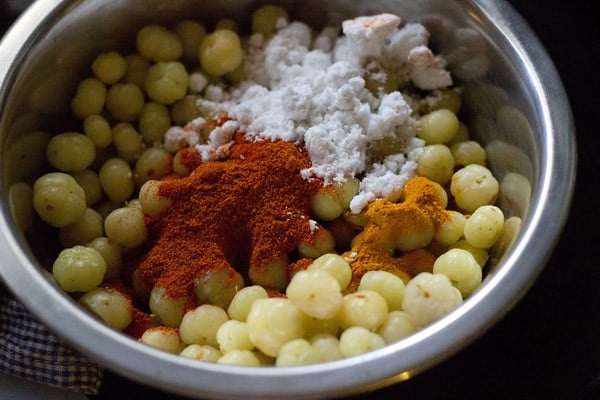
xmin=0 ymin=0 xmax=576 ymax=398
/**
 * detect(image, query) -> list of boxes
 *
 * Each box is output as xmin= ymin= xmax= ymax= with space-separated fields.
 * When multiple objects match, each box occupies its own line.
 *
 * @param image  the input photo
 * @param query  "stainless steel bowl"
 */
xmin=0 ymin=1 xmax=575 ymax=398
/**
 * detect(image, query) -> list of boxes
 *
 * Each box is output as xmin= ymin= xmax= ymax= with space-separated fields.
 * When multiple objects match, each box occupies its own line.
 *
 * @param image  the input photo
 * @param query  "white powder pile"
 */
xmin=172 ymin=14 xmax=452 ymax=213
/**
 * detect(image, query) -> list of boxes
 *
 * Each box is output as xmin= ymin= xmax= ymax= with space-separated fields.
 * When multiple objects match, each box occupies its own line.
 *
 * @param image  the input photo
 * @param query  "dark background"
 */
xmin=1 ymin=0 xmax=598 ymax=399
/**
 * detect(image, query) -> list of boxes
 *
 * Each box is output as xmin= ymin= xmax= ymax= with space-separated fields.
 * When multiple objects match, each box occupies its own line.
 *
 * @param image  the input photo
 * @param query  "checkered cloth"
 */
xmin=0 ymin=289 xmax=103 ymax=395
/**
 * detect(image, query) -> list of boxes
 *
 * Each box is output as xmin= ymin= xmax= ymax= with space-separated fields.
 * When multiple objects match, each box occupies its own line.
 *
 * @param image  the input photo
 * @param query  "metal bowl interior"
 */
xmin=0 ymin=0 xmax=575 ymax=398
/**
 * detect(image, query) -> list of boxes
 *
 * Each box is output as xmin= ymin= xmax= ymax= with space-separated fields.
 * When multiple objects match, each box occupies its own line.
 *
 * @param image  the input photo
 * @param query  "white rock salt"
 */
xmin=180 ymin=13 xmax=453 ymax=212
xmin=383 ymin=22 xmax=430 ymax=67
xmin=408 ymin=45 xmax=452 ymax=90
xmin=189 ymin=72 xmax=209 ymax=93
xmin=341 ymin=13 xmax=401 ymax=61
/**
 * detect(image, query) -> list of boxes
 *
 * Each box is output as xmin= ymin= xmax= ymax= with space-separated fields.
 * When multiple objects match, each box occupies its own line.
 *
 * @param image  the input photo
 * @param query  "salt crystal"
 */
xmin=383 ymin=23 xmax=430 ymax=66
xmin=208 ymin=120 xmax=239 ymax=146
xmin=164 ymin=126 xmax=186 ymax=153
xmin=194 ymin=121 xmax=237 ymax=161
xmin=204 ymin=85 xmax=225 ymax=102
xmin=185 ymin=117 xmax=206 ymax=132
xmin=189 ymin=72 xmax=208 ymax=93
xmin=408 ymin=45 xmax=453 ymax=90
xmin=341 ymin=14 xmax=402 ymax=61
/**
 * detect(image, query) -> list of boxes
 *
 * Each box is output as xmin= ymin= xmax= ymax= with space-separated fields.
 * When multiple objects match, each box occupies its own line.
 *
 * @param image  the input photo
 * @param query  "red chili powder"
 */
xmin=133 ymin=133 xmax=322 ymax=303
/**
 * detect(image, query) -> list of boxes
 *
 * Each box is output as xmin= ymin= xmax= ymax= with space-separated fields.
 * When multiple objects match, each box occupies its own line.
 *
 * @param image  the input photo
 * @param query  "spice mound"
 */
xmin=135 ymin=134 xmax=320 ymax=302
xmin=344 ymin=176 xmax=450 ymax=288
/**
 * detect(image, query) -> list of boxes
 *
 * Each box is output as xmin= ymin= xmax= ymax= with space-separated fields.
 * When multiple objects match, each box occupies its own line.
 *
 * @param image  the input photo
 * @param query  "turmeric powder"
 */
xmin=343 ymin=177 xmax=450 ymax=288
